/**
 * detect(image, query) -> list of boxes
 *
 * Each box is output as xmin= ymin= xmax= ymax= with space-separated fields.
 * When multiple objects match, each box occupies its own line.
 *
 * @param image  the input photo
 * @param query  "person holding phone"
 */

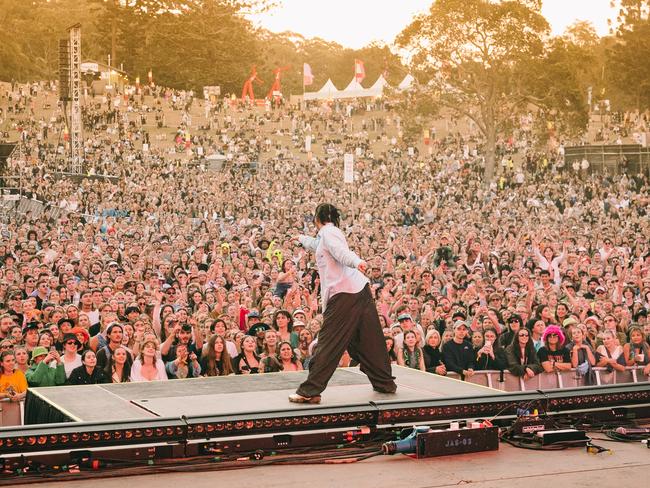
xmin=289 ymin=203 xmax=396 ymax=403
xmin=624 ymin=325 xmax=650 ymax=372
xmin=25 ymin=347 xmax=66 ymax=387
xmin=0 ymin=351 xmax=27 ymax=402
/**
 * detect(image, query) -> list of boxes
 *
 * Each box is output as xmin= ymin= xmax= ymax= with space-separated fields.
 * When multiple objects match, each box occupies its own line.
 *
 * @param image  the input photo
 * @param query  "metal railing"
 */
xmin=446 ymin=366 xmax=649 ymax=391
xmin=0 ymin=398 xmax=23 ymax=427
xmin=564 ymin=144 xmax=650 ymax=176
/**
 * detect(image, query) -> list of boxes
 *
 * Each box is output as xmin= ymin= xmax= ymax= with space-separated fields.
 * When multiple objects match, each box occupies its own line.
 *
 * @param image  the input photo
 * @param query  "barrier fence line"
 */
xmin=445 ymin=366 xmax=649 ymax=391
xmin=0 ymin=398 xmax=23 ymax=427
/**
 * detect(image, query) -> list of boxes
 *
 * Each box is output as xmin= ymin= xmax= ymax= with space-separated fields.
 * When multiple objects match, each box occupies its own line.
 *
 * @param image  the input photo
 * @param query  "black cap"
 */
xmin=451 ymin=310 xmax=467 ymax=321
xmin=62 ymin=333 xmax=82 ymax=349
xmin=58 ymin=317 xmax=74 ymax=329
xmin=24 ymin=321 xmax=40 ymax=331
xmin=248 ymin=323 xmax=271 ymax=336
xmin=508 ymin=314 xmax=523 ymax=326
xmin=125 ymin=306 xmax=140 ymax=315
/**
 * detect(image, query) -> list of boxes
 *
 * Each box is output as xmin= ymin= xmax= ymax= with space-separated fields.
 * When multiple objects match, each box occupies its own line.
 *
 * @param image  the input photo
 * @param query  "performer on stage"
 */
xmin=289 ymin=203 xmax=396 ymax=404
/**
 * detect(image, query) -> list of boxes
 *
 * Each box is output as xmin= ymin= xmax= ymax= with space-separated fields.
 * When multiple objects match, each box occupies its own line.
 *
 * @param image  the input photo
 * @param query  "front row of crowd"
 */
xmin=2 ymin=305 xmax=649 ymax=402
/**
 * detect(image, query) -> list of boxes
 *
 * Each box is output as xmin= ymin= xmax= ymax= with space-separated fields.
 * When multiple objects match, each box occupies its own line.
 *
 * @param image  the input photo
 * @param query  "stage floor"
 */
xmin=29 ymin=366 xmax=502 ymax=423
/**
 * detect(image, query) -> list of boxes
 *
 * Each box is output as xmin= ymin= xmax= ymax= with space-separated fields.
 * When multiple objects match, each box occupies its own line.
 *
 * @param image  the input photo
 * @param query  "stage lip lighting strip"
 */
xmin=0 ymin=418 xmax=186 ymax=455
xmin=183 ymin=404 xmax=380 ymax=440
xmin=377 ymin=383 xmax=650 ymax=424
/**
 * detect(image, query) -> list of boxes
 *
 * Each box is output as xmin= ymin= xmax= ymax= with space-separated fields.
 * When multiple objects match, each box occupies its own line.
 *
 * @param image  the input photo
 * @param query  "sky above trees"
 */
xmin=250 ymin=0 xmax=617 ymax=49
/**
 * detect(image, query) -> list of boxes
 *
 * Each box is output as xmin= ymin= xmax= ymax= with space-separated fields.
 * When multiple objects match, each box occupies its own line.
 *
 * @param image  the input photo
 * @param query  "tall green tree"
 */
xmin=0 ymin=0 xmax=100 ymax=81
xmin=606 ymin=0 xmax=650 ymax=109
xmin=518 ymin=36 xmax=592 ymax=142
xmin=146 ymin=2 xmax=262 ymax=93
xmin=396 ymin=0 xmax=550 ymax=182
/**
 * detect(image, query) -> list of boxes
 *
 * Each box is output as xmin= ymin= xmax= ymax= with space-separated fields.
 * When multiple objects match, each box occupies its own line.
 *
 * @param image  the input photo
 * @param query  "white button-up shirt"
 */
xmin=299 ymin=223 xmax=368 ymax=311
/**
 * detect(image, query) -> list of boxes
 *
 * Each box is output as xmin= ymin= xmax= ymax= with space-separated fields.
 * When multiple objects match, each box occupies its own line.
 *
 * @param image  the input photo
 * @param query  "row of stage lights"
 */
xmin=2 ymin=385 xmax=649 ymax=455
xmin=381 ymin=386 xmax=650 ymax=424
xmin=0 ymin=411 xmax=378 ymax=455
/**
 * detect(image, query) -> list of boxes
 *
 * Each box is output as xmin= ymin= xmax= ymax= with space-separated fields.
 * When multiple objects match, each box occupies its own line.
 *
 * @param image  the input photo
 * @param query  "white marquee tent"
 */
xmin=303 ymin=74 xmax=415 ymax=100
xmin=397 ymin=74 xmax=415 ymax=91
xmin=303 ymin=78 xmax=340 ymax=100
xmin=366 ymin=75 xmax=389 ymax=98
xmin=337 ymin=78 xmax=367 ymax=98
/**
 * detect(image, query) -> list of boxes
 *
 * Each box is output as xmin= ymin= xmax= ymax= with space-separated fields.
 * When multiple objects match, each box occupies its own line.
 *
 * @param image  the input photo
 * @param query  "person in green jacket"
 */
xmin=25 ymin=346 xmax=66 ymax=387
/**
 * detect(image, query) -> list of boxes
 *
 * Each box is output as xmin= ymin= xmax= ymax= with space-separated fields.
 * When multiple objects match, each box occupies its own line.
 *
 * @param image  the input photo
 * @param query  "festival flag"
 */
xmin=303 ymin=63 xmax=314 ymax=86
xmin=354 ymin=59 xmax=365 ymax=82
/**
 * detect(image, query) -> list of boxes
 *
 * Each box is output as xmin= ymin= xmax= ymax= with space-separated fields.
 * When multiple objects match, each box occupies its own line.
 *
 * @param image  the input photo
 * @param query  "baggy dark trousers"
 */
xmin=296 ymin=284 xmax=396 ymax=397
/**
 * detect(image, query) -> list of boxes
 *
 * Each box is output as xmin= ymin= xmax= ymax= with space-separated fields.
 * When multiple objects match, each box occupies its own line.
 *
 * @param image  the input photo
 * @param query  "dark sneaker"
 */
xmin=373 ymin=386 xmax=397 ymax=394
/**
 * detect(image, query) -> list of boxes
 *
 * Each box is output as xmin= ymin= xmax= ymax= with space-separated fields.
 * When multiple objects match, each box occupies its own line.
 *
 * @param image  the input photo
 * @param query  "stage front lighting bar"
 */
xmin=0 ymin=418 xmax=185 ymax=455
xmin=377 ymin=383 xmax=650 ymax=425
xmin=185 ymin=405 xmax=378 ymax=440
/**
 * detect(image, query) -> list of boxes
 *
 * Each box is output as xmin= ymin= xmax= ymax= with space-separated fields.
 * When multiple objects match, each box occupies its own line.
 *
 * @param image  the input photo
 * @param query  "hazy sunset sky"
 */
xmin=251 ymin=0 xmax=617 ymax=49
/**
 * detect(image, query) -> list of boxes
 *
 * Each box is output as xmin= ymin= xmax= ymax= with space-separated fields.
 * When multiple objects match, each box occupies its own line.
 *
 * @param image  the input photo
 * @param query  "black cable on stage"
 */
xmin=553 ymin=413 xmax=639 ymax=432
xmin=604 ymin=429 xmax=650 ymax=443
xmin=0 ymin=443 xmax=386 ymax=485
xmin=500 ymin=434 xmax=589 ymax=451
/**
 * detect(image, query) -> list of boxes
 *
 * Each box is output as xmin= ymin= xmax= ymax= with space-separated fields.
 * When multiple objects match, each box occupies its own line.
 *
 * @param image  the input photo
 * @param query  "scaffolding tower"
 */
xmin=68 ymin=24 xmax=83 ymax=174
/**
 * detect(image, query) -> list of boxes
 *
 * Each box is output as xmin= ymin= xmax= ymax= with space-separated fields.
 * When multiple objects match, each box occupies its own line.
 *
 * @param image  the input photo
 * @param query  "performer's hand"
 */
xmin=357 ymin=261 xmax=368 ymax=273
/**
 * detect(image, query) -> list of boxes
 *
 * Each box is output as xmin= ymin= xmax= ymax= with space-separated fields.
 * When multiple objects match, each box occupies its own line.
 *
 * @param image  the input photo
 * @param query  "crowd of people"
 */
xmin=0 ymin=80 xmax=649 ymax=415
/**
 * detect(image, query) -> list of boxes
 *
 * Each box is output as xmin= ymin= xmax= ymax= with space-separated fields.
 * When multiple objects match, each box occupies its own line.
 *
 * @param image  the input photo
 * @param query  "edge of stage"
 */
xmin=4 ymin=366 xmax=650 ymax=458
xmin=24 ymin=366 xmax=500 ymax=423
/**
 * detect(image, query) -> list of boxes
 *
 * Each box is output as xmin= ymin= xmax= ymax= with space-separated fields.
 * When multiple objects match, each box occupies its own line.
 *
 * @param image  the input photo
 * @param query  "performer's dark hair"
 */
xmin=314 ymin=203 xmax=340 ymax=227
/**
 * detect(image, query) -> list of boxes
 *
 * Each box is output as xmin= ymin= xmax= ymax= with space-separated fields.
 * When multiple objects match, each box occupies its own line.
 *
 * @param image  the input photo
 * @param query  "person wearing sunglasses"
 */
xmin=505 ymin=327 xmax=542 ymax=380
xmin=61 ymin=333 xmax=83 ymax=379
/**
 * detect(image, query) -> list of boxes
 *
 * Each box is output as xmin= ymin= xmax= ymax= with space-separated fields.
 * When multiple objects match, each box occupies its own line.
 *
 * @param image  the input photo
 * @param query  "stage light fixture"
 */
xmin=0 ymin=419 xmax=186 ymax=455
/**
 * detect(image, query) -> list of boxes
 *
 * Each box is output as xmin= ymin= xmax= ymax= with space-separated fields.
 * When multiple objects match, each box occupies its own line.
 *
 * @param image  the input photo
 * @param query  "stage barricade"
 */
xmin=597 ymin=369 xmax=616 ymax=385
xmin=0 ymin=399 xmax=22 ymax=427
xmin=616 ymin=369 xmax=636 ymax=384
xmin=465 ymin=372 xmax=491 ymax=388
xmin=503 ymin=371 xmax=525 ymax=391
xmin=443 ymin=367 xmax=647 ymax=392
xmin=538 ymin=371 xmax=561 ymax=390
xmin=559 ymin=371 xmax=587 ymax=388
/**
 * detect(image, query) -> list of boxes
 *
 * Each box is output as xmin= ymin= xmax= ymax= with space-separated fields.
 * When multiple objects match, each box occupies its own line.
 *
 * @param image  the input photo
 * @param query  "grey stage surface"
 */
xmin=29 ymin=366 xmax=500 ymax=422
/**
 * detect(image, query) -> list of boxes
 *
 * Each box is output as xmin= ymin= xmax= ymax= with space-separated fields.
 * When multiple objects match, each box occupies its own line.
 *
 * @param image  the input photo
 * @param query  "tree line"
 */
xmin=2 ymin=0 xmax=649 ymax=181
xmin=396 ymin=0 xmax=650 ymax=180
xmin=2 ymin=1 xmax=647 ymax=112
xmin=0 ymin=0 xmax=406 ymax=97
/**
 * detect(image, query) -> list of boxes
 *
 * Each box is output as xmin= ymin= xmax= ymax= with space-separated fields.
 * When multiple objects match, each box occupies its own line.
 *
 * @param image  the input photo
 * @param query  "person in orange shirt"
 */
xmin=0 ymin=351 xmax=28 ymax=403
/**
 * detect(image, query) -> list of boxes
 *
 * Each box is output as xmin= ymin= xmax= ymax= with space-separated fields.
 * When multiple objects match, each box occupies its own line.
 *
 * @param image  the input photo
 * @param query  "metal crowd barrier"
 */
xmin=446 ymin=366 xmax=649 ymax=391
xmin=0 ymin=196 xmax=96 ymax=223
xmin=0 ymin=398 xmax=23 ymax=427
